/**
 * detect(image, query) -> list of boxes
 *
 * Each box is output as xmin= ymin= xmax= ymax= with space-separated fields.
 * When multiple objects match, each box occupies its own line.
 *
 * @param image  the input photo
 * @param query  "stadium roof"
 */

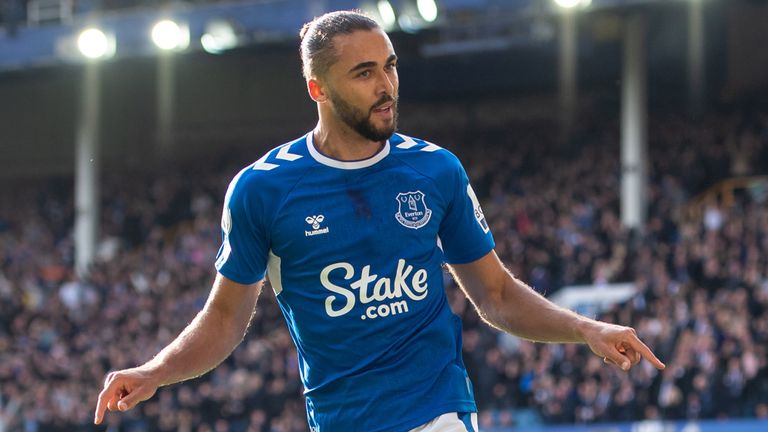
xmin=0 ymin=0 xmax=683 ymax=72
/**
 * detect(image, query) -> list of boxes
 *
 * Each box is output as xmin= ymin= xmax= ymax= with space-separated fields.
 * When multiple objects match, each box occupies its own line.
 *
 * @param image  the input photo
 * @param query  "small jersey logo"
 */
xmin=221 ymin=207 xmax=232 ymax=235
xmin=305 ymin=214 xmax=329 ymax=237
xmin=466 ymin=185 xmax=489 ymax=234
xmin=395 ymin=191 xmax=432 ymax=229
xmin=215 ymin=207 xmax=233 ymax=270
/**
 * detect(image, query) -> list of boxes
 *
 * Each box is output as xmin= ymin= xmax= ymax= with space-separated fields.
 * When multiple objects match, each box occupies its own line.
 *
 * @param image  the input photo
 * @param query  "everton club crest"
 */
xmin=395 ymin=191 xmax=432 ymax=229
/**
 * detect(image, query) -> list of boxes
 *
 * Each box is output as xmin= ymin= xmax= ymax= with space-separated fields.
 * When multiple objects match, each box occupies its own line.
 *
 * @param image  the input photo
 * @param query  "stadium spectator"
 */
xmin=0 ymin=108 xmax=767 ymax=430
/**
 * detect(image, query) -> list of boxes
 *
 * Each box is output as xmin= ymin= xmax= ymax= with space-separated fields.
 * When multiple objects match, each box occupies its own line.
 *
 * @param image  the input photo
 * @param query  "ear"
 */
xmin=307 ymin=79 xmax=328 ymax=103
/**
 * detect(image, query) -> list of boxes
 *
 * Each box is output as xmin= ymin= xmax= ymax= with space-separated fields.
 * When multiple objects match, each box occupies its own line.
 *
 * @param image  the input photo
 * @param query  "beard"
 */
xmin=328 ymin=90 xmax=398 ymax=142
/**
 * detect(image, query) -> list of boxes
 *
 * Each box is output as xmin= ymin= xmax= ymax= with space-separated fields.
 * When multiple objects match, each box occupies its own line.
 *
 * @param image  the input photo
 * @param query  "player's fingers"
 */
xmin=604 ymin=337 xmax=639 ymax=371
xmin=607 ymin=351 xmax=632 ymax=371
xmin=94 ymin=396 xmax=106 ymax=424
xmin=603 ymin=352 xmax=631 ymax=370
xmin=95 ymin=372 xmax=129 ymax=424
xmin=625 ymin=335 xmax=666 ymax=369
xmin=116 ymin=384 xmax=153 ymax=412
xmin=107 ymin=398 xmax=119 ymax=411
xmin=621 ymin=345 xmax=641 ymax=365
xmin=94 ymin=381 xmax=118 ymax=424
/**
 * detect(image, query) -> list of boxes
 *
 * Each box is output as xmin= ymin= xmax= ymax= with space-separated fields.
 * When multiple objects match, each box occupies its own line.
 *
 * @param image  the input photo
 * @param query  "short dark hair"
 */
xmin=299 ymin=10 xmax=380 ymax=80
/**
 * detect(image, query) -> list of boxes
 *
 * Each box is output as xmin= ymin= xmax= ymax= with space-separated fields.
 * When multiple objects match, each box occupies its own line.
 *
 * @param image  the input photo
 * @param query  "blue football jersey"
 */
xmin=215 ymin=132 xmax=495 ymax=432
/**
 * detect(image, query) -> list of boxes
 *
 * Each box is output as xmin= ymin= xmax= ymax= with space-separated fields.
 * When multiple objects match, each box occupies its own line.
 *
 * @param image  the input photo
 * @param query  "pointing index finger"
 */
xmin=626 ymin=334 xmax=665 ymax=370
xmin=94 ymin=378 xmax=118 ymax=424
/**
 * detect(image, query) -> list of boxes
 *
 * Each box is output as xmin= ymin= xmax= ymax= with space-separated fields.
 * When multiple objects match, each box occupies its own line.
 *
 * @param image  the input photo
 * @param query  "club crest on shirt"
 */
xmin=395 ymin=191 xmax=432 ymax=229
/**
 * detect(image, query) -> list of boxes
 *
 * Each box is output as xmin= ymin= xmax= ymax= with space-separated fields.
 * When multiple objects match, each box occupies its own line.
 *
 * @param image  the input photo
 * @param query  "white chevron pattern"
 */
xmin=396 ymin=135 xmax=442 ymax=152
xmin=252 ymin=153 xmax=278 ymax=171
xmin=276 ymin=145 xmax=302 ymax=161
xmin=396 ymin=136 xmax=418 ymax=149
xmin=421 ymin=142 xmax=441 ymax=152
xmin=252 ymin=144 xmax=302 ymax=171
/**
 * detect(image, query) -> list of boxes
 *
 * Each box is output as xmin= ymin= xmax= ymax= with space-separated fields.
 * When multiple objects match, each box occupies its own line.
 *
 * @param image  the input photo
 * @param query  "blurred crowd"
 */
xmin=1 ymin=106 xmax=768 ymax=431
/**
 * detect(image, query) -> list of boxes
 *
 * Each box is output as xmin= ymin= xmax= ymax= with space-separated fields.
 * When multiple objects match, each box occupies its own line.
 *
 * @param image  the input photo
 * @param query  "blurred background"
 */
xmin=1 ymin=0 xmax=768 ymax=431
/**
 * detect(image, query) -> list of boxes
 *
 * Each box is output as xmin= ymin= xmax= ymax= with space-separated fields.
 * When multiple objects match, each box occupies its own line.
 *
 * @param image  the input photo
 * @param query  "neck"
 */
xmin=312 ymin=117 xmax=385 ymax=161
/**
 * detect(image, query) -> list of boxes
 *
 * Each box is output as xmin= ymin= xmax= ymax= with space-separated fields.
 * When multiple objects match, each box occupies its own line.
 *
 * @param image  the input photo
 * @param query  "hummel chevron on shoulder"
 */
xmin=253 ymin=144 xmax=302 ymax=171
xmin=395 ymin=135 xmax=442 ymax=152
xmin=276 ymin=145 xmax=302 ymax=161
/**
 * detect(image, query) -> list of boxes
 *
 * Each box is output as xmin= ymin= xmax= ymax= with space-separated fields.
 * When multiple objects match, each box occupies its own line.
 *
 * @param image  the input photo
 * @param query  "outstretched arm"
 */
xmin=449 ymin=250 xmax=665 ymax=371
xmin=94 ymin=274 xmax=263 ymax=424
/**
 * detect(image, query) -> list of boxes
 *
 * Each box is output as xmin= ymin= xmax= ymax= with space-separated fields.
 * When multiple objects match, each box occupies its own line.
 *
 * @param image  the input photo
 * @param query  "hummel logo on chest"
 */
xmin=305 ymin=215 xmax=330 ymax=237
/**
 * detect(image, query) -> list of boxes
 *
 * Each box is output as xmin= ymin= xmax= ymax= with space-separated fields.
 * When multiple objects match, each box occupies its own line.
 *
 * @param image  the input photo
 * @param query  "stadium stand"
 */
xmin=1 ymin=104 xmax=767 ymax=431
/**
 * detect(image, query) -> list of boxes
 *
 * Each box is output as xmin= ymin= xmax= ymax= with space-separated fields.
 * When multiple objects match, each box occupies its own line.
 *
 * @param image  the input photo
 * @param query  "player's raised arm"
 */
xmin=448 ymin=250 xmax=665 ymax=371
xmin=94 ymin=274 xmax=262 ymax=424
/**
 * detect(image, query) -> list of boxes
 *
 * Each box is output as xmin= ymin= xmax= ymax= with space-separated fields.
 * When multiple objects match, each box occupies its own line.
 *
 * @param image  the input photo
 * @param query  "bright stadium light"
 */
xmin=554 ymin=0 xmax=591 ymax=8
xmin=151 ymin=19 xmax=189 ymax=51
xmin=377 ymin=1 xmax=397 ymax=28
xmin=397 ymin=14 xmax=420 ymax=33
xmin=555 ymin=0 xmax=581 ymax=8
xmin=417 ymin=0 xmax=438 ymax=22
xmin=77 ymin=28 xmax=114 ymax=59
xmin=201 ymin=19 xmax=239 ymax=54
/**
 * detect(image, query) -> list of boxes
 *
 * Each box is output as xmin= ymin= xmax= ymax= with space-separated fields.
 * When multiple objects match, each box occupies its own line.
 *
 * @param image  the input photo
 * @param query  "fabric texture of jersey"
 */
xmin=215 ymin=132 xmax=495 ymax=432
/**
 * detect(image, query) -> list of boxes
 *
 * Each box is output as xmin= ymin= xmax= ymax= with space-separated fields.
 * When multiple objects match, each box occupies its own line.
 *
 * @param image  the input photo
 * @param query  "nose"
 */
xmin=377 ymin=69 xmax=396 ymax=96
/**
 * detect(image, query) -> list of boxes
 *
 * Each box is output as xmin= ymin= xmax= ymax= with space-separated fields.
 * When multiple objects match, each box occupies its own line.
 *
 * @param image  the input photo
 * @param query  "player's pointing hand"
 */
xmin=581 ymin=321 xmax=665 ymax=371
xmin=94 ymin=367 xmax=160 ymax=424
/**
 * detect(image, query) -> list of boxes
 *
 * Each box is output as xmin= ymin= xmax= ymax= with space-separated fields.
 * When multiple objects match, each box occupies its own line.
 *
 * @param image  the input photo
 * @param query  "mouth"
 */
xmin=372 ymin=101 xmax=394 ymax=116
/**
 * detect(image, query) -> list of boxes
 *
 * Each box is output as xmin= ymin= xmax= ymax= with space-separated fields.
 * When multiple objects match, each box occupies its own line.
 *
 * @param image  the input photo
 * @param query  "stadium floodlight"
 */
xmin=554 ymin=0 xmax=591 ymax=8
xmin=554 ymin=0 xmax=581 ymax=8
xmin=416 ymin=0 xmax=438 ymax=23
xmin=377 ymin=1 xmax=397 ymax=29
xmin=151 ymin=19 xmax=189 ymax=51
xmin=201 ymin=19 xmax=239 ymax=54
xmin=77 ymin=28 xmax=114 ymax=59
xmin=397 ymin=14 xmax=420 ymax=33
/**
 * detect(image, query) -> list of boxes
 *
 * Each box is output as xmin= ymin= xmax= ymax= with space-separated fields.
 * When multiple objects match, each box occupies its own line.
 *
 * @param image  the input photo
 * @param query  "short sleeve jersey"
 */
xmin=215 ymin=132 xmax=495 ymax=432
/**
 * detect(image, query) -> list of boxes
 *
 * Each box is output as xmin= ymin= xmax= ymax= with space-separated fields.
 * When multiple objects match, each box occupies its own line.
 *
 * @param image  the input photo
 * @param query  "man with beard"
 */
xmin=95 ymin=10 xmax=665 ymax=432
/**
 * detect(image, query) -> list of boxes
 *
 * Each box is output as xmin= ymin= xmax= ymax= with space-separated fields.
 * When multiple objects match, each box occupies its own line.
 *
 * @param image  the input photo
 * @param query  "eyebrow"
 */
xmin=347 ymin=54 xmax=398 ymax=74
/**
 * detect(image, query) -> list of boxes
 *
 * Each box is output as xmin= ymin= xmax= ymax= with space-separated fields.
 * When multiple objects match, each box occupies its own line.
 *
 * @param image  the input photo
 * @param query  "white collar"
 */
xmin=306 ymin=132 xmax=390 ymax=170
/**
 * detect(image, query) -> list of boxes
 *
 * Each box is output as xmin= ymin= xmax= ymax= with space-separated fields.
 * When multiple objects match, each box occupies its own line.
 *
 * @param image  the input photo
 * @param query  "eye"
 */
xmin=358 ymin=70 xmax=371 ymax=78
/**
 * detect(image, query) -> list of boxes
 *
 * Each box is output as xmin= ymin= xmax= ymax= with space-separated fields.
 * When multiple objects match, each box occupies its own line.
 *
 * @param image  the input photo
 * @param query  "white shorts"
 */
xmin=409 ymin=412 xmax=479 ymax=432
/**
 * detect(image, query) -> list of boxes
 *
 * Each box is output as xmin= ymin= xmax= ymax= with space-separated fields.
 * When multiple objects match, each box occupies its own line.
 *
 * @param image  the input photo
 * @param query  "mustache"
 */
xmin=371 ymin=96 xmax=397 ymax=112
